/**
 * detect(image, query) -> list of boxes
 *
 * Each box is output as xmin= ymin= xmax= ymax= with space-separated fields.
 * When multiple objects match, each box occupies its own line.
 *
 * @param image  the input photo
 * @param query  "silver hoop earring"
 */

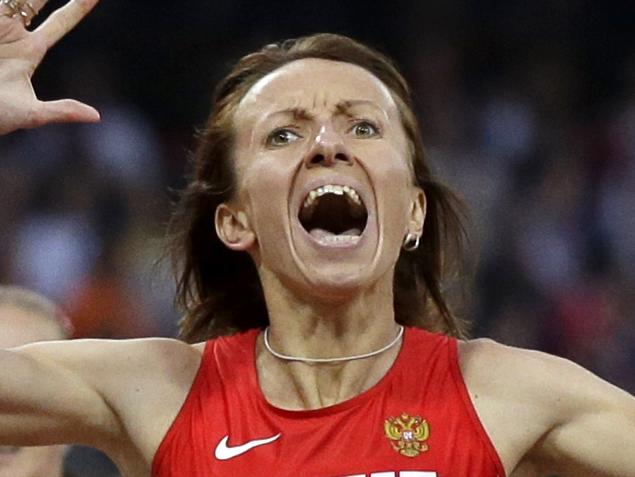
xmin=402 ymin=233 xmax=420 ymax=252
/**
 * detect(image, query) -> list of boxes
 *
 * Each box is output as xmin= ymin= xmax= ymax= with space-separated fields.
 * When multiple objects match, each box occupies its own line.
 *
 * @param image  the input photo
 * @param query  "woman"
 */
xmin=1 ymin=1 xmax=634 ymax=476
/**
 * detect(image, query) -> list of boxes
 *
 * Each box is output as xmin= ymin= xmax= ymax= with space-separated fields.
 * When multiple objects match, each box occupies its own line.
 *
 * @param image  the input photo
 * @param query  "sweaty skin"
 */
xmin=1 ymin=2 xmax=634 ymax=476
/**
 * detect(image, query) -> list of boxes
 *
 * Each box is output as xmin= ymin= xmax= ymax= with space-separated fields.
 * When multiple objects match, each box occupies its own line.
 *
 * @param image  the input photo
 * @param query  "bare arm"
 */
xmin=461 ymin=340 xmax=635 ymax=477
xmin=0 ymin=339 xmax=201 ymax=467
xmin=0 ymin=343 xmax=120 ymax=449
xmin=0 ymin=0 xmax=100 ymax=136
xmin=528 ymin=352 xmax=635 ymax=476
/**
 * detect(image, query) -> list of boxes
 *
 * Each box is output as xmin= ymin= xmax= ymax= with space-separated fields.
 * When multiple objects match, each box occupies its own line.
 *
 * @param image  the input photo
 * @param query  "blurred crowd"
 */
xmin=0 ymin=0 xmax=633 ymax=475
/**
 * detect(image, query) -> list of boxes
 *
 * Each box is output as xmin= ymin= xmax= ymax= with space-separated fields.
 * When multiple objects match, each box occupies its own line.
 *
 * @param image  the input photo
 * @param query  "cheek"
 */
xmin=358 ymin=142 xmax=413 ymax=194
xmin=239 ymin=155 xmax=295 ymax=227
xmin=359 ymin=144 xmax=413 ymax=229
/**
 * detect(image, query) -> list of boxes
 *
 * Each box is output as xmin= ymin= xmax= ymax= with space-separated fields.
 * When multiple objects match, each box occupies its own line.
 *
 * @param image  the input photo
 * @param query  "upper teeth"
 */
xmin=304 ymin=184 xmax=362 ymax=209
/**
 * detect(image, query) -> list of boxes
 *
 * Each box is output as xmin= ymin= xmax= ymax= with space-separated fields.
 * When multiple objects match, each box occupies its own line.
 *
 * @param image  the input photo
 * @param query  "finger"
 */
xmin=29 ymin=98 xmax=100 ymax=128
xmin=33 ymin=0 xmax=99 ymax=49
xmin=1 ymin=0 xmax=46 ymax=30
xmin=29 ymin=0 xmax=52 ymax=12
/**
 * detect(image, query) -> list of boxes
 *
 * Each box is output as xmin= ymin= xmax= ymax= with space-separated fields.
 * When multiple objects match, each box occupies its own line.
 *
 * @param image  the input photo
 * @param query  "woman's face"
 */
xmin=219 ymin=58 xmax=425 ymax=299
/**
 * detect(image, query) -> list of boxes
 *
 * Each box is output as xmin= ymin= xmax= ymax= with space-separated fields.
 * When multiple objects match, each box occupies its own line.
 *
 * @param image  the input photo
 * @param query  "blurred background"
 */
xmin=0 ymin=0 xmax=633 ymax=475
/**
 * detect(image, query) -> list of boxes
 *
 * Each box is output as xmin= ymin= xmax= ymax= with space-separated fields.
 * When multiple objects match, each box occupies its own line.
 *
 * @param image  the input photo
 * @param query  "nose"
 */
xmin=303 ymin=126 xmax=354 ymax=168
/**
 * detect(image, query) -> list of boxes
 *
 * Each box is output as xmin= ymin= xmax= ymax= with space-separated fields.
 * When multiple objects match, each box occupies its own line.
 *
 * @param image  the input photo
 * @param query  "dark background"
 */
xmin=0 ymin=1 xmax=633 ymax=475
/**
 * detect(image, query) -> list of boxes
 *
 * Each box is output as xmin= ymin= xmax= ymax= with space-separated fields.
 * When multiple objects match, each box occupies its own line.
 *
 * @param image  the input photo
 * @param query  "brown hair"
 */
xmin=169 ymin=33 xmax=470 ymax=342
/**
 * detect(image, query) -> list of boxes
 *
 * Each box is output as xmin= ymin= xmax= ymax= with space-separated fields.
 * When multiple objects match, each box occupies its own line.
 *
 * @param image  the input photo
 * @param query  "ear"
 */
xmin=407 ymin=187 xmax=426 ymax=235
xmin=215 ymin=203 xmax=256 ymax=251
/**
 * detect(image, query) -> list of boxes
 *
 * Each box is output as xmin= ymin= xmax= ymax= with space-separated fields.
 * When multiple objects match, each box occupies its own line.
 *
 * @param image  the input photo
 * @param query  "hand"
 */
xmin=0 ymin=0 xmax=100 ymax=135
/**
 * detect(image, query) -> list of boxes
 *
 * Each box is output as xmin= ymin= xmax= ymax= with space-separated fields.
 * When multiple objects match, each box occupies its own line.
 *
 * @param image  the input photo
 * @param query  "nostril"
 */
xmin=307 ymin=152 xmax=350 ymax=167
xmin=310 ymin=154 xmax=325 ymax=165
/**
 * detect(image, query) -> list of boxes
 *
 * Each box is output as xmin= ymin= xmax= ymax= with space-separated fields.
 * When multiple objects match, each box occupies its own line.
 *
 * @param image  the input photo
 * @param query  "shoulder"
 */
xmin=106 ymin=337 xmax=205 ymax=369
xmin=90 ymin=339 xmax=207 ymax=465
xmin=16 ymin=337 xmax=208 ymax=468
xmin=88 ymin=338 xmax=205 ymax=396
xmin=457 ymin=340 xmax=567 ymax=435
xmin=23 ymin=337 xmax=205 ymax=383
xmin=457 ymin=338 xmax=589 ymax=424
xmin=457 ymin=337 xmax=561 ymax=382
xmin=457 ymin=338 xmax=635 ymax=474
xmin=23 ymin=337 xmax=206 ymax=418
xmin=457 ymin=337 xmax=611 ymax=413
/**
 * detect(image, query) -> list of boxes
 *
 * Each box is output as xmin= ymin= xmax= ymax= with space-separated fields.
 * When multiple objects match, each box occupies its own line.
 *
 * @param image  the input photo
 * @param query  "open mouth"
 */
xmin=298 ymin=184 xmax=368 ymax=245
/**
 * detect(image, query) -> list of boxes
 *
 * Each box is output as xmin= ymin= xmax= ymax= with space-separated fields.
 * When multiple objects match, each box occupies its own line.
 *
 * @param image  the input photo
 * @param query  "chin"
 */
xmin=297 ymin=263 xmax=380 ymax=300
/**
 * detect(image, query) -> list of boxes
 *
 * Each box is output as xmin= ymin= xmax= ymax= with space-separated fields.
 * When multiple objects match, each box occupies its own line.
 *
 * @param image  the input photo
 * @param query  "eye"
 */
xmin=350 ymin=120 xmax=380 ymax=138
xmin=266 ymin=128 xmax=302 ymax=147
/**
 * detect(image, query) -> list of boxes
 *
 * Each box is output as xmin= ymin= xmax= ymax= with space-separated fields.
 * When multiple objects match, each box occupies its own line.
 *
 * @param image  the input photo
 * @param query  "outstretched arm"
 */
xmin=462 ymin=340 xmax=635 ymax=477
xmin=0 ymin=338 xmax=202 ymax=470
xmin=0 ymin=342 xmax=124 ymax=450
xmin=529 ymin=352 xmax=635 ymax=476
xmin=0 ymin=0 xmax=100 ymax=135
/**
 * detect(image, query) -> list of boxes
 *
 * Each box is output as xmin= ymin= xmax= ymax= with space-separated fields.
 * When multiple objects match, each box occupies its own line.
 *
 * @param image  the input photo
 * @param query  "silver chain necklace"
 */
xmin=263 ymin=325 xmax=405 ymax=364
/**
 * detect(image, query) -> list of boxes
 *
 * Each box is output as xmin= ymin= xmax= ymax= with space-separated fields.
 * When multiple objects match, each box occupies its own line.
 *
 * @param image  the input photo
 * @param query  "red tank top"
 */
xmin=152 ymin=327 xmax=506 ymax=477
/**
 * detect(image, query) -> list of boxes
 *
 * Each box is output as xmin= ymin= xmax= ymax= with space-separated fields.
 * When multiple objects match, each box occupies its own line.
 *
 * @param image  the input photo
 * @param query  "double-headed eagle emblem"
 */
xmin=384 ymin=413 xmax=430 ymax=458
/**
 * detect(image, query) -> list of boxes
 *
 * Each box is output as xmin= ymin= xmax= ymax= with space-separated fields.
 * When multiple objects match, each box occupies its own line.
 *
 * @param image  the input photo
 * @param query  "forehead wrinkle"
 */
xmin=265 ymin=107 xmax=314 ymax=122
xmin=319 ymin=90 xmax=330 ymax=109
xmin=261 ymin=99 xmax=389 ymax=126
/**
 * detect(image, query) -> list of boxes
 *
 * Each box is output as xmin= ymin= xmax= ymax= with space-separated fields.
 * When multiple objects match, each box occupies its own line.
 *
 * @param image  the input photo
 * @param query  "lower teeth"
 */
xmin=318 ymin=235 xmax=360 ymax=245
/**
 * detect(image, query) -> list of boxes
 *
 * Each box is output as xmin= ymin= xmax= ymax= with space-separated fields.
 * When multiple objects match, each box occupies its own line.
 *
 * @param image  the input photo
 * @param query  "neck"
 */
xmin=263 ymin=325 xmax=404 ymax=363
xmin=262 ymin=270 xmax=398 ymax=357
xmin=255 ymin=269 xmax=403 ymax=410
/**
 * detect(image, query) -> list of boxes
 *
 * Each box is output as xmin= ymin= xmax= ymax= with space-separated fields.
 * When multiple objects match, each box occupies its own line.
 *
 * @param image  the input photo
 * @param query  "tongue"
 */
xmin=309 ymin=228 xmax=361 ymax=239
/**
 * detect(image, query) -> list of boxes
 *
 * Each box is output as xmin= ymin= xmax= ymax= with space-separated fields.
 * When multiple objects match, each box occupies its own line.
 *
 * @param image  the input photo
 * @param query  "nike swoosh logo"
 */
xmin=214 ymin=433 xmax=281 ymax=460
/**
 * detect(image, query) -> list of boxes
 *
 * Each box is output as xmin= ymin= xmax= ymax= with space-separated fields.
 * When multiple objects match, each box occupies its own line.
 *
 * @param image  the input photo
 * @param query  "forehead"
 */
xmin=235 ymin=58 xmax=399 ymax=124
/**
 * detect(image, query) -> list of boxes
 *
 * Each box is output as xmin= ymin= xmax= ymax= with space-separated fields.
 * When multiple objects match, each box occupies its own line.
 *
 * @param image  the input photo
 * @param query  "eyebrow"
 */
xmin=335 ymin=99 xmax=381 ymax=115
xmin=264 ymin=100 xmax=384 ymax=122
